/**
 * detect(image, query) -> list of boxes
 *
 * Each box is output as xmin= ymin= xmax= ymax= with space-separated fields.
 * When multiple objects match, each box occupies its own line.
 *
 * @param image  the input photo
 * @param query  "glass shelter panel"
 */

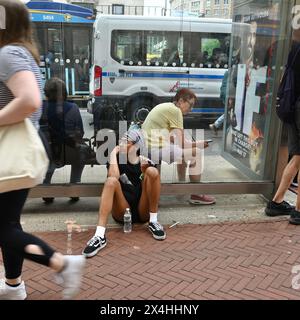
xmin=222 ymin=0 xmax=290 ymax=181
xmin=28 ymin=1 xmax=97 ymax=186
xmin=25 ymin=1 xmax=294 ymax=194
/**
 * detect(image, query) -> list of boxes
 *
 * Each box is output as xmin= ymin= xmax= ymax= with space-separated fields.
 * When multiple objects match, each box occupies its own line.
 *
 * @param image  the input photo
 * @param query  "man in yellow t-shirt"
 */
xmin=142 ymin=102 xmax=183 ymax=149
xmin=142 ymin=88 xmax=216 ymax=205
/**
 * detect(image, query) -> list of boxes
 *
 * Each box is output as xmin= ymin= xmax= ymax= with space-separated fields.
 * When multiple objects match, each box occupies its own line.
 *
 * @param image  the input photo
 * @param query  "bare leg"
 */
xmin=177 ymin=161 xmax=187 ymax=182
xmin=180 ymin=147 xmax=203 ymax=182
xmin=181 ymin=147 xmax=215 ymax=204
xmin=98 ymin=177 xmax=130 ymax=226
xmin=5 ymin=251 xmax=65 ymax=285
xmin=138 ymin=167 xmax=161 ymax=222
xmin=188 ymin=163 xmax=201 ymax=183
xmin=177 ymin=147 xmax=202 ymax=182
xmin=273 ymin=155 xmax=300 ymax=203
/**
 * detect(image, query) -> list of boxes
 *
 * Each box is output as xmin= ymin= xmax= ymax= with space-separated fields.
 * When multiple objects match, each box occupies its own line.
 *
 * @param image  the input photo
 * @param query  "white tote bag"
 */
xmin=0 ymin=118 xmax=49 ymax=193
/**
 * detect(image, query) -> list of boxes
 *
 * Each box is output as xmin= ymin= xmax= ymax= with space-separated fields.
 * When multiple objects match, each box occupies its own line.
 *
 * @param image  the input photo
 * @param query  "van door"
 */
xmin=142 ymin=20 xmax=191 ymax=101
xmin=107 ymin=20 xmax=192 ymax=121
xmin=187 ymin=25 xmax=230 ymax=122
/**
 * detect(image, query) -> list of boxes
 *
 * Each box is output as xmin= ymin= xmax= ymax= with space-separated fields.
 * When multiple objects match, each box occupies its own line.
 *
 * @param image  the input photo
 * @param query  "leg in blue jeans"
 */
xmin=214 ymin=114 xmax=224 ymax=129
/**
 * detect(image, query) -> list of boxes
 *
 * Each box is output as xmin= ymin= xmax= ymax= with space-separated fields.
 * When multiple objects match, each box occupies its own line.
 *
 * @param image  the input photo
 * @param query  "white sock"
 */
xmin=95 ymin=226 xmax=106 ymax=238
xmin=149 ymin=212 xmax=158 ymax=223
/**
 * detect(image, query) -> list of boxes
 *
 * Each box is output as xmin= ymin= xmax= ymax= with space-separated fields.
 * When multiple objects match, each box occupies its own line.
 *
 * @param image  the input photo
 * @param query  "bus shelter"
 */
xmin=29 ymin=0 xmax=296 ymax=201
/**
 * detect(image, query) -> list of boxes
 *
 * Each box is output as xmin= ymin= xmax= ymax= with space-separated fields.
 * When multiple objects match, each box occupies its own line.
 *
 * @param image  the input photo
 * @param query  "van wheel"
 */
xmin=129 ymin=98 xmax=153 ymax=123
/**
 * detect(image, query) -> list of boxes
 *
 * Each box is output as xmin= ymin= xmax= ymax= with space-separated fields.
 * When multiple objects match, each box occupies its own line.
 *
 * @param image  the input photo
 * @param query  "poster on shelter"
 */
xmin=224 ymin=2 xmax=281 ymax=177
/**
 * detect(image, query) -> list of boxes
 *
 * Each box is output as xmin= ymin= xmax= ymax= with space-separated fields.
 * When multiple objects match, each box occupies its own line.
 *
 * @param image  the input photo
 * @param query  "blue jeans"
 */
xmin=214 ymin=114 xmax=224 ymax=129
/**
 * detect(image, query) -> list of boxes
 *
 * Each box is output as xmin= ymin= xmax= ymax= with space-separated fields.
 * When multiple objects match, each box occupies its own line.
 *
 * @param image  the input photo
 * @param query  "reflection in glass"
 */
xmin=40 ymin=78 xmax=96 ymax=185
xmin=223 ymin=0 xmax=282 ymax=179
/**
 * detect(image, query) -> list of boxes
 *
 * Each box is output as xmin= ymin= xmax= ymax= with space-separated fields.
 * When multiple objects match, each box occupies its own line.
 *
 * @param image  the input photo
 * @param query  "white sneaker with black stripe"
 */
xmin=148 ymin=222 xmax=166 ymax=240
xmin=82 ymin=235 xmax=107 ymax=258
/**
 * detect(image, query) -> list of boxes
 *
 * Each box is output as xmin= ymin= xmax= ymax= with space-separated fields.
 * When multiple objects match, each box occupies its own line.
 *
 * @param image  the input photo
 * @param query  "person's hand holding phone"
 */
xmin=204 ymin=139 xmax=213 ymax=148
xmin=195 ymin=140 xmax=212 ymax=148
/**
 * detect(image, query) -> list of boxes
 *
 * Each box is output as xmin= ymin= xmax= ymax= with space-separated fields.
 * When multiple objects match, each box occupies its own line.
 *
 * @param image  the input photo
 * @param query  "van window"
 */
xmin=188 ymin=32 xmax=230 ymax=68
xmin=145 ymin=31 xmax=183 ymax=67
xmin=111 ymin=29 xmax=230 ymax=68
xmin=111 ymin=30 xmax=144 ymax=65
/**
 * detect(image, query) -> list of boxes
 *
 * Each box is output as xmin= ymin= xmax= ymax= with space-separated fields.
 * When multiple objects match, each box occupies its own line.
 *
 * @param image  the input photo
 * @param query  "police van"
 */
xmin=89 ymin=14 xmax=233 ymax=128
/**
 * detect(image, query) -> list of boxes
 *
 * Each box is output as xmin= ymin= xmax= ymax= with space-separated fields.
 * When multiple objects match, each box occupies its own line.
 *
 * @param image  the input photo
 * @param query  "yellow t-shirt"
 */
xmin=142 ymin=102 xmax=183 ymax=148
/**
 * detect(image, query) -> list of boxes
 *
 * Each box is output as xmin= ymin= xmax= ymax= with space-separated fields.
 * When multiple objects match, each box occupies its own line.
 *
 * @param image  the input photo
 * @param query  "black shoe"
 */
xmin=148 ymin=222 xmax=166 ymax=240
xmin=70 ymin=197 xmax=80 ymax=202
xmin=42 ymin=197 xmax=54 ymax=204
xmin=289 ymin=210 xmax=300 ymax=225
xmin=265 ymin=200 xmax=294 ymax=217
xmin=82 ymin=235 xmax=107 ymax=258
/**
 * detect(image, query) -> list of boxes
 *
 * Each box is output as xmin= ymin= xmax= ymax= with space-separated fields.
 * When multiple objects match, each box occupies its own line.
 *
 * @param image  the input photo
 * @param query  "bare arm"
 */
xmin=0 ymin=71 xmax=41 ymax=126
xmin=107 ymin=146 xmax=120 ymax=178
xmin=140 ymin=156 xmax=154 ymax=173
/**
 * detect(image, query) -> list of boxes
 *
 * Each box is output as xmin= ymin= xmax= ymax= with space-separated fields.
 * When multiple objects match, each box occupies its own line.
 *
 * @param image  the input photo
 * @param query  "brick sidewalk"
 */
xmin=2 ymin=219 xmax=300 ymax=300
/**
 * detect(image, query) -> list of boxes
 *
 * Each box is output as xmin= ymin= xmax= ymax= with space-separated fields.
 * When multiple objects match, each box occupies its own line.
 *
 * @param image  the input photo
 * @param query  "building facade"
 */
xmin=169 ymin=0 xmax=232 ymax=18
xmin=72 ymin=0 xmax=146 ymax=15
xmin=169 ymin=0 xmax=205 ymax=16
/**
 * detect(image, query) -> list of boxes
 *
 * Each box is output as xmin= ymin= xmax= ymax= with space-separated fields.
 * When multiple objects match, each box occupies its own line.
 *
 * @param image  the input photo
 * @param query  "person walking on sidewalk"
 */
xmin=0 ymin=0 xmax=85 ymax=300
xmin=82 ymin=129 xmax=166 ymax=258
xmin=142 ymin=88 xmax=215 ymax=205
xmin=265 ymin=30 xmax=300 ymax=224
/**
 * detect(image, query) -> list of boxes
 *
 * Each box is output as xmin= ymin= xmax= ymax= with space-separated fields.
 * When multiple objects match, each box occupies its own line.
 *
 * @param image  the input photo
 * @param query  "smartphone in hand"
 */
xmin=205 ymin=139 xmax=213 ymax=143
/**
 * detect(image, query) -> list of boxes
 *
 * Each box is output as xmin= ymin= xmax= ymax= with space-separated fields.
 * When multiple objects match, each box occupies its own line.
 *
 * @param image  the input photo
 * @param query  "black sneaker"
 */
xmin=42 ymin=197 xmax=54 ymax=204
xmin=82 ymin=235 xmax=107 ymax=258
xmin=148 ymin=222 xmax=166 ymax=240
xmin=289 ymin=210 xmax=300 ymax=225
xmin=291 ymin=182 xmax=298 ymax=188
xmin=70 ymin=197 xmax=80 ymax=202
xmin=265 ymin=200 xmax=294 ymax=217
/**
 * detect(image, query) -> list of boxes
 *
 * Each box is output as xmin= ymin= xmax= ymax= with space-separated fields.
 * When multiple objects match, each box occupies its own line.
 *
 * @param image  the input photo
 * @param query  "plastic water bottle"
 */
xmin=123 ymin=208 xmax=132 ymax=233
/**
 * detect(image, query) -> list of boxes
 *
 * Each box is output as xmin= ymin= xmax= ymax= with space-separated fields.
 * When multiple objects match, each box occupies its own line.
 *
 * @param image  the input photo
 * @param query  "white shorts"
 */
xmin=147 ymin=144 xmax=183 ymax=164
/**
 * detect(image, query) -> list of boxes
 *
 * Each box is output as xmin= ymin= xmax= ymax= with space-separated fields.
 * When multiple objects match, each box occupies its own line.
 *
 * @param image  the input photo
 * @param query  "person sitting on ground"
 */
xmin=142 ymin=88 xmax=216 ymax=205
xmin=82 ymin=129 xmax=166 ymax=258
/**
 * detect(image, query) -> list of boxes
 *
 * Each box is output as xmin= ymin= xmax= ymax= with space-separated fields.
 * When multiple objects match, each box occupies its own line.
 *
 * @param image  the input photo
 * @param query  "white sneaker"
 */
xmin=0 ymin=279 xmax=27 ymax=300
xmin=209 ymin=123 xmax=218 ymax=136
xmin=55 ymin=255 xmax=86 ymax=300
